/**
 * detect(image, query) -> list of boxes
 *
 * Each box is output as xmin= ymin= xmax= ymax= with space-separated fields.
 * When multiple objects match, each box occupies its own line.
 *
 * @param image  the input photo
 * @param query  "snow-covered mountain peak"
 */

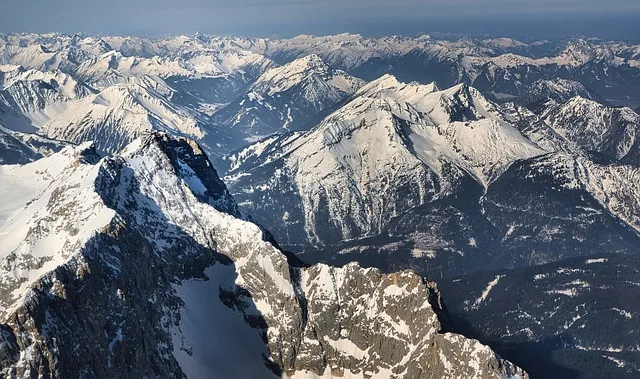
xmin=211 ymin=54 xmax=365 ymax=145
xmin=73 ymin=51 xmax=156 ymax=86
xmin=556 ymin=39 xmax=599 ymax=66
xmin=58 ymin=139 xmax=100 ymax=162
xmin=0 ymin=140 xmax=106 ymax=317
xmin=312 ymin=95 xmax=419 ymax=148
xmin=516 ymin=78 xmax=606 ymax=106
xmin=71 ymin=45 xmax=275 ymax=89
xmin=89 ymin=83 xmax=146 ymax=107
xmin=357 ymin=76 xmax=501 ymax=125
xmin=554 ymin=95 xmax=640 ymax=124
xmin=358 ymin=73 xmax=400 ymax=89
xmin=120 ymin=132 xmax=240 ymax=215
xmin=0 ymin=66 xmax=95 ymax=132
xmin=38 ymin=81 xmax=206 ymax=153
xmin=0 ymin=44 xmax=69 ymax=72
xmin=0 ymin=133 xmax=232 ymax=319
xmin=192 ymin=31 xmax=208 ymax=44
xmin=483 ymin=37 xmax=528 ymax=49
xmin=230 ymin=78 xmax=545 ymax=186
xmin=562 ymin=95 xmax=609 ymax=110
xmin=1 ymin=66 xmax=93 ymax=99
xmin=290 ymin=52 xmax=326 ymax=67
xmin=251 ymin=53 xmax=361 ymax=96
xmin=222 ymin=81 xmax=545 ymax=248
xmin=356 ymin=74 xmax=440 ymax=100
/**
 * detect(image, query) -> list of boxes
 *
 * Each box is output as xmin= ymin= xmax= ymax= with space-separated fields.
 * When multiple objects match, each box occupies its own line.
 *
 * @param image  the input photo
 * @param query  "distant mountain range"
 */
xmin=1 ymin=31 xmax=640 ymax=379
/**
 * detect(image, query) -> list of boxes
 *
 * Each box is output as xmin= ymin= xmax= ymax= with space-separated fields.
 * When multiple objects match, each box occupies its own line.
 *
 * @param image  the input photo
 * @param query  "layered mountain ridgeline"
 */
xmin=0 ymin=35 xmax=278 ymax=158
xmin=1 ymin=33 xmax=640 ymax=161
xmin=1 ymin=32 xmax=640 ymax=379
xmin=440 ymin=254 xmax=640 ymax=379
xmin=0 ymin=65 xmax=94 ymax=134
xmin=0 ymin=36 xmax=362 ymax=157
xmin=511 ymin=78 xmax=608 ymax=107
xmin=222 ymin=75 xmax=640 ymax=279
xmin=0 ymin=133 xmax=526 ymax=379
xmin=0 ymin=63 xmax=235 ymax=158
xmin=538 ymin=97 xmax=640 ymax=165
xmin=244 ymin=35 xmax=640 ymax=107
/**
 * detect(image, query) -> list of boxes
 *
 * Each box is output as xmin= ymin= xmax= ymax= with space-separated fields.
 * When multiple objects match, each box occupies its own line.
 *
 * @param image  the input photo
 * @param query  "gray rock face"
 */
xmin=0 ymin=133 xmax=526 ymax=379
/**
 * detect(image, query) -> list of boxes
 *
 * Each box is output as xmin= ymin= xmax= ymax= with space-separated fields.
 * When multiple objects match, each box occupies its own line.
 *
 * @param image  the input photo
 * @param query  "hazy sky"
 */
xmin=3 ymin=0 xmax=640 ymax=39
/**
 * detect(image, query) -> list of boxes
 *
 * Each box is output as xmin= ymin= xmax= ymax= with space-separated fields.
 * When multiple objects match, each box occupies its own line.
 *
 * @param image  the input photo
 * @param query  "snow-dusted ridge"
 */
xmin=36 ymin=77 xmax=222 ymax=155
xmin=4 ymin=33 xmax=640 ymax=110
xmin=1 ymin=32 xmax=640 ymax=379
xmin=0 ymin=65 xmax=94 ymax=132
xmin=542 ymin=96 xmax=640 ymax=164
xmin=0 ymin=123 xmax=67 ymax=164
xmin=0 ymin=133 xmax=526 ymax=378
xmin=2 ymin=32 xmax=640 ymax=161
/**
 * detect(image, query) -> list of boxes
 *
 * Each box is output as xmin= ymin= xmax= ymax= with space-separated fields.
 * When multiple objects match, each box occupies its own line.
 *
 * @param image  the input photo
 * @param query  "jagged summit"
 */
xmin=356 ymin=74 xmax=440 ymax=105
xmin=0 ymin=133 xmax=526 ymax=378
xmin=557 ymin=39 xmax=598 ymax=66
xmin=305 ymin=76 xmax=543 ymax=182
xmin=251 ymin=53 xmax=363 ymax=96
xmin=0 ymin=66 xmax=94 ymax=133
xmin=525 ymin=78 xmax=605 ymax=104
xmin=1 ymin=32 xmax=640 ymax=379
xmin=355 ymin=75 xmax=507 ymax=124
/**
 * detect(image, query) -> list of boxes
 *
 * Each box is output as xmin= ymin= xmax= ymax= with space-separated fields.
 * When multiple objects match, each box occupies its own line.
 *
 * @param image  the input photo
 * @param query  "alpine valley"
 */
xmin=1 ymin=31 xmax=640 ymax=379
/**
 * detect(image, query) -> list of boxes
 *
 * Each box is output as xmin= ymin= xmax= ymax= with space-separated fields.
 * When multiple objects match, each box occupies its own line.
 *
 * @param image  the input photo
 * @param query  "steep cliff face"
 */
xmin=0 ymin=133 xmax=526 ymax=379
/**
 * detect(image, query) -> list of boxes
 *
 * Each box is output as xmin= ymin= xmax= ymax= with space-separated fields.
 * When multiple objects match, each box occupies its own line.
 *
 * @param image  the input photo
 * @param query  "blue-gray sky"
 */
xmin=3 ymin=0 xmax=640 ymax=39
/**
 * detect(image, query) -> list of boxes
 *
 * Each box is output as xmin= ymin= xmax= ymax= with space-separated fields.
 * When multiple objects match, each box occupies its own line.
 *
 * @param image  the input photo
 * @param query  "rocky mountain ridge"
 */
xmin=0 ymin=132 xmax=527 ymax=378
